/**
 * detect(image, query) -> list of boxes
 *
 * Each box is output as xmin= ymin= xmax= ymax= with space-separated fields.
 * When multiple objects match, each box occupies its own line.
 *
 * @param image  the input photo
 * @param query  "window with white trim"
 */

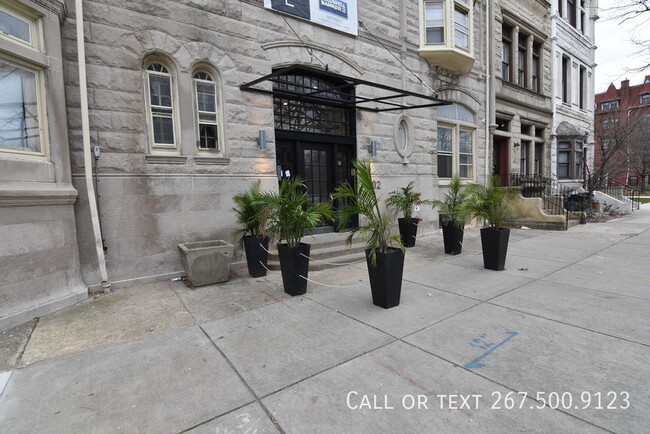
xmin=419 ymin=0 xmax=474 ymax=73
xmin=0 ymin=2 xmax=38 ymax=49
xmin=437 ymin=104 xmax=475 ymax=179
xmin=145 ymin=61 xmax=177 ymax=150
xmin=424 ymin=1 xmax=445 ymax=44
xmin=193 ymin=70 xmax=219 ymax=150
xmin=0 ymin=57 xmax=44 ymax=155
xmin=640 ymin=93 xmax=650 ymax=105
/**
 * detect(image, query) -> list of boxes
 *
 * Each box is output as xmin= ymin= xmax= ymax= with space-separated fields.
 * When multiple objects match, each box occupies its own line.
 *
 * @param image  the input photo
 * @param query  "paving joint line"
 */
xmin=196 ymin=325 xmax=286 ymax=434
xmin=399 ymin=340 xmax=617 ymax=434
xmin=15 ymin=317 xmax=39 ymax=368
xmin=484 ymin=301 xmax=650 ymax=349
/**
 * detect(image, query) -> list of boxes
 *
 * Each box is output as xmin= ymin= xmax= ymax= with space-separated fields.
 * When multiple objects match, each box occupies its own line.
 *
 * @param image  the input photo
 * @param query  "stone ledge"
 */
xmin=194 ymin=156 xmax=230 ymax=165
xmin=144 ymin=154 xmax=188 ymax=164
xmin=0 ymin=182 xmax=78 ymax=207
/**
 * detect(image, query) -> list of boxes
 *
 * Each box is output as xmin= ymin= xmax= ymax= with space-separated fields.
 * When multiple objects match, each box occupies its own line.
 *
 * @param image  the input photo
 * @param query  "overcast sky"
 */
xmin=594 ymin=0 xmax=650 ymax=93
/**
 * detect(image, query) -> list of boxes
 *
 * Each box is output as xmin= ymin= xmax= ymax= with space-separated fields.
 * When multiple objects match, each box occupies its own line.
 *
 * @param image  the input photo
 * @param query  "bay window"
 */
xmin=419 ymin=0 xmax=474 ymax=73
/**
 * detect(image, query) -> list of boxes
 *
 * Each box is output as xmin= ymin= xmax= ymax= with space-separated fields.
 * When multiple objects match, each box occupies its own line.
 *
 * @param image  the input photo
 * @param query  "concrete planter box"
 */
xmin=177 ymin=240 xmax=234 ymax=287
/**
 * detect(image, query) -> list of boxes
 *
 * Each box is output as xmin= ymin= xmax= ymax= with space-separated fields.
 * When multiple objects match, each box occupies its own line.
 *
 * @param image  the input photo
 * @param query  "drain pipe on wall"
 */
xmin=485 ymin=0 xmax=495 ymax=184
xmin=75 ymin=0 xmax=111 ymax=293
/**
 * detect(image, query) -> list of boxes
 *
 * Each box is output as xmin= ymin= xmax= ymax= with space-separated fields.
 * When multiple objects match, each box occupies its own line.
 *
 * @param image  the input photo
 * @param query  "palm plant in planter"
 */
xmin=432 ymin=175 xmax=470 ymax=255
xmin=232 ymin=181 xmax=271 ymax=278
xmin=386 ymin=182 xmax=434 ymax=248
xmin=261 ymin=177 xmax=333 ymax=296
xmin=466 ymin=175 xmax=516 ymax=271
xmin=334 ymin=160 xmax=405 ymax=308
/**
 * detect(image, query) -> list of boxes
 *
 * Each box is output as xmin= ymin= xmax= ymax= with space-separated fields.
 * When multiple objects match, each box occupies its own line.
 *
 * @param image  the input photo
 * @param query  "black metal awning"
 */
xmin=239 ymin=64 xmax=451 ymax=112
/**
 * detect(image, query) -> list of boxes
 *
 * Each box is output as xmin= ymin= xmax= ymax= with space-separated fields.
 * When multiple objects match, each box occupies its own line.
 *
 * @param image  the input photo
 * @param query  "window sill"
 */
xmin=194 ymin=156 xmax=230 ymax=165
xmin=418 ymin=46 xmax=474 ymax=74
xmin=145 ymin=154 xmax=187 ymax=164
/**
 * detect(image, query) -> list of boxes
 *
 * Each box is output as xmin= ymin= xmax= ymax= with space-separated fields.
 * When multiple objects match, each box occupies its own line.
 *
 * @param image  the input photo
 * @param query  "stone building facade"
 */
xmin=0 ymin=0 xmax=596 ymax=328
xmin=0 ymin=0 xmax=87 ymax=330
xmin=550 ymin=0 xmax=597 ymax=188
xmin=491 ymin=0 xmax=554 ymax=186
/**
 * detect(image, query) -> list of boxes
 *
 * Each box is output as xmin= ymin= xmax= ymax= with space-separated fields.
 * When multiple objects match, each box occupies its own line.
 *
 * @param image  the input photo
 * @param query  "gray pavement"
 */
xmin=1 ymin=210 xmax=650 ymax=433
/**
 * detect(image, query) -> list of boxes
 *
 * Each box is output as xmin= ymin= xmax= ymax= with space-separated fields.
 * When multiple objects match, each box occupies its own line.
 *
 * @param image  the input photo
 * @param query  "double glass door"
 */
xmin=276 ymin=136 xmax=356 ymax=232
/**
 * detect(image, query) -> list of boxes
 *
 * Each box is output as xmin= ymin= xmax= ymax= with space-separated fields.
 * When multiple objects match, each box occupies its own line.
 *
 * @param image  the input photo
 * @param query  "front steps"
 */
xmin=267 ymin=232 xmax=367 ymax=271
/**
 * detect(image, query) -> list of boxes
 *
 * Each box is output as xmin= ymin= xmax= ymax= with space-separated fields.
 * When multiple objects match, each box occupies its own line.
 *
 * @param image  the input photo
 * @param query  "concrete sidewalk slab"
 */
xmin=200 ymin=297 xmax=393 ymax=397
xmin=186 ymin=402 xmax=278 ymax=433
xmin=404 ymin=303 xmax=650 ymax=433
xmin=404 ymin=261 xmax=534 ymax=301
xmin=541 ymin=264 xmax=650 ymax=300
xmin=174 ymin=276 xmax=291 ymax=324
xmin=262 ymin=341 xmax=599 ymax=433
xmin=307 ymin=281 xmax=478 ymax=338
xmin=0 ymin=327 xmax=254 ymax=433
xmin=489 ymin=280 xmax=650 ymax=345
xmin=19 ymin=281 xmax=195 ymax=366
xmin=602 ymin=240 xmax=649 ymax=257
xmin=577 ymin=251 xmax=650 ymax=275
xmin=447 ymin=253 xmax=569 ymax=280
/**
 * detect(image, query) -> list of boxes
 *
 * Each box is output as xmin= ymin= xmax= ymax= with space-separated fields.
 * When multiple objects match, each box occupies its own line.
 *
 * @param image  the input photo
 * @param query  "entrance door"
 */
xmin=276 ymin=137 xmax=356 ymax=232
xmin=493 ymin=137 xmax=510 ymax=186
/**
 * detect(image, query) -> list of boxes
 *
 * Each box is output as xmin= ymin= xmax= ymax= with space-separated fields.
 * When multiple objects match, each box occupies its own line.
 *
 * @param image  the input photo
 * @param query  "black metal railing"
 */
xmin=597 ymin=181 xmax=641 ymax=211
xmin=509 ymin=174 xmax=570 ymax=229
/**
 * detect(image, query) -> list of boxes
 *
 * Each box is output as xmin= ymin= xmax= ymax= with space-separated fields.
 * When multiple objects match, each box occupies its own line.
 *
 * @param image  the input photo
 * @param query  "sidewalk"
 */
xmin=1 ymin=211 xmax=649 ymax=433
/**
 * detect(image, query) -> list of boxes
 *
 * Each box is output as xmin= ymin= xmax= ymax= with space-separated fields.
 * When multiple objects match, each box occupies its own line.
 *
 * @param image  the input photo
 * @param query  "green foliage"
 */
xmin=261 ymin=177 xmax=334 ymax=248
xmin=232 ymin=180 xmax=269 ymax=246
xmin=385 ymin=181 xmax=435 ymax=219
xmin=432 ymin=175 xmax=470 ymax=228
xmin=333 ymin=160 xmax=404 ymax=265
xmin=465 ymin=175 xmax=516 ymax=229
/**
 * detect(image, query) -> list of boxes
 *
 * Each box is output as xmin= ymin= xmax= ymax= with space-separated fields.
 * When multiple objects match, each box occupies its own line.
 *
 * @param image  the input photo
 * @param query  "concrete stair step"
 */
xmin=266 ymin=232 xmax=367 ymax=271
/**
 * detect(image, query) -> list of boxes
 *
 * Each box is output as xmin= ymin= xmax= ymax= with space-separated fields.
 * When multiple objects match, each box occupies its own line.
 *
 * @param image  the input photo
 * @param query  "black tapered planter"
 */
xmin=243 ymin=235 xmax=270 ymax=278
xmin=277 ymin=243 xmax=310 ymax=296
xmin=398 ymin=217 xmax=419 ymax=248
xmin=366 ymin=248 xmax=405 ymax=309
xmin=441 ymin=221 xmax=464 ymax=255
xmin=480 ymin=227 xmax=510 ymax=271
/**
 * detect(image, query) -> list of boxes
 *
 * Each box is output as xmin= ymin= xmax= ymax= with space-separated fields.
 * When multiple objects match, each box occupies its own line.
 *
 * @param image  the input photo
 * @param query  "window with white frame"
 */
xmin=0 ymin=2 xmax=38 ymax=49
xmin=0 ymin=57 xmax=44 ymax=155
xmin=419 ymin=0 xmax=474 ymax=73
xmin=193 ymin=70 xmax=219 ymax=150
xmin=437 ymin=104 xmax=475 ymax=179
xmin=424 ymin=1 xmax=445 ymax=44
xmin=145 ymin=61 xmax=177 ymax=149
xmin=0 ymin=2 xmax=45 ymax=158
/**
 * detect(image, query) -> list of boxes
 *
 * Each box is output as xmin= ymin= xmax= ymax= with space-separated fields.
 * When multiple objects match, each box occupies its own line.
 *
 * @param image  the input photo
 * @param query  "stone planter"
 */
xmin=177 ymin=240 xmax=234 ymax=287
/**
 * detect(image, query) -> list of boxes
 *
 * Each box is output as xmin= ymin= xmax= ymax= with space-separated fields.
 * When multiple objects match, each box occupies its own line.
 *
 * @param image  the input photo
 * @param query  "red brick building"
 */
xmin=594 ymin=76 xmax=650 ymax=188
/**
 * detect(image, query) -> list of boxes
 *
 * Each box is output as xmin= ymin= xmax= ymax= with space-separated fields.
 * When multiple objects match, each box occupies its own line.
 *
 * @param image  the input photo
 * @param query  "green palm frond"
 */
xmin=260 ymin=177 xmax=334 ymax=247
xmin=386 ymin=181 xmax=435 ymax=219
xmin=465 ymin=175 xmax=516 ymax=229
xmin=232 ymin=180 xmax=270 ymax=246
xmin=333 ymin=160 xmax=404 ymax=265
xmin=432 ymin=175 xmax=470 ymax=228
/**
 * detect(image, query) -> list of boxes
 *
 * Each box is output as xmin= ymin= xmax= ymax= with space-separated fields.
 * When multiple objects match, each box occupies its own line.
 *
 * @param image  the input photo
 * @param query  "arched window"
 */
xmin=193 ymin=70 xmax=219 ymax=150
xmin=436 ymin=103 xmax=476 ymax=179
xmin=145 ymin=61 xmax=177 ymax=150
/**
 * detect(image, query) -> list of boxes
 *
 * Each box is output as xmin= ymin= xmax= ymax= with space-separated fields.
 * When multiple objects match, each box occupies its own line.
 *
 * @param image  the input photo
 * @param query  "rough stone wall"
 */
xmin=62 ymin=0 xmax=489 ymax=287
xmin=0 ymin=0 xmax=87 ymax=330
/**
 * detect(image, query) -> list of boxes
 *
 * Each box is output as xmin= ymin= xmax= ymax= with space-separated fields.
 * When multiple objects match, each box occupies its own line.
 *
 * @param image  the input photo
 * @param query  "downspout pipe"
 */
xmin=484 ymin=0 xmax=493 ymax=185
xmin=75 ymin=0 xmax=110 ymax=293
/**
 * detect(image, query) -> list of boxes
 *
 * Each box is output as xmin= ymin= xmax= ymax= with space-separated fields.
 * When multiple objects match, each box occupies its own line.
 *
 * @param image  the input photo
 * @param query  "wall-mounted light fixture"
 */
xmin=369 ymin=140 xmax=378 ymax=157
xmin=258 ymin=130 xmax=267 ymax=150
xmin=513 ymin=142 xmax=520 ymax=148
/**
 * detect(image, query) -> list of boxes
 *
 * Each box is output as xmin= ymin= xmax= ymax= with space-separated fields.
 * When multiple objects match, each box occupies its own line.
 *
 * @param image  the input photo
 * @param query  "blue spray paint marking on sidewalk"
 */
xmin=463 ymin=331 xmax=519 ymax=369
